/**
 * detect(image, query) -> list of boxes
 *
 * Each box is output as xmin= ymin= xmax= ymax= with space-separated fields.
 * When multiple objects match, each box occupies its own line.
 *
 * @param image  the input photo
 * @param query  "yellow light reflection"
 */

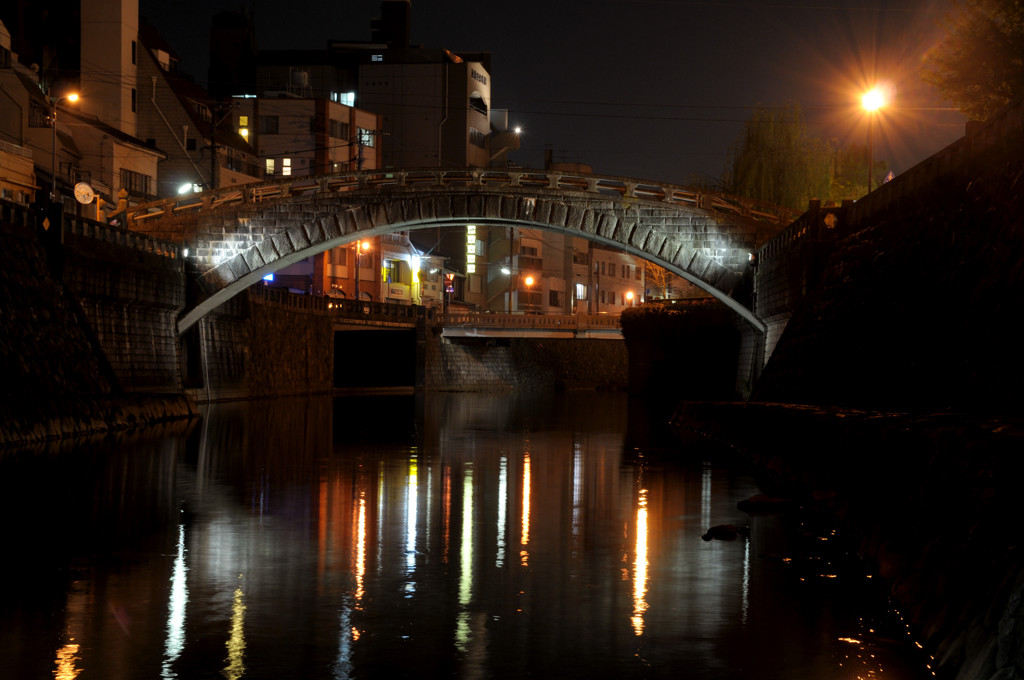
xmin=54 ymin=642 xmax=81 ymax=680
xmin=355 ymin=493 xmax=367 ymax=604
xmin=224 ymin=579 xmax=246 ymax=680
xmin=520 ymin=452 xmax=532 ymax=567
xmin=631 ymin=487 xmax=650 ymax=636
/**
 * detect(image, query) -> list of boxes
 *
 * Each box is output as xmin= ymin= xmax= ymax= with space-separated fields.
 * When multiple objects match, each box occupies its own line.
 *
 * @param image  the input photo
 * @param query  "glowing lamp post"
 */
xmin=50 ymin=92 xmax=79 ymax=201
xmin=861 ymin=87 xmax=886 ymax=193
xmin=524 ymin=275 xmax=535 ymax=313
xmin=354 ymin=240 xmax=370 ymax=300
xmin=626 ymin=290 xmax=635 ymax=307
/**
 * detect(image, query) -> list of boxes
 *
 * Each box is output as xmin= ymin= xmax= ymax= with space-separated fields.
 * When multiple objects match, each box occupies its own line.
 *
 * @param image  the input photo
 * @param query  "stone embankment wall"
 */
xmin=0 ymin=207 xmax=194 ymax=447
xmin=61 ymin=221 xmax=184 ymax=393
xmin=672 ymin=402 xmax=1024 ymax=680
xmin=186 ymin=289 xmax=334 ymax=403
xmin=753 ymin=97 xmax=1024 ymax=412
xmin=621 ymin=301 xmax=749 ymax=400
xmin=730 ymin=99 xmax=1024 ymax=680
xmin=423 ymin=329 xmax=627 ymax=391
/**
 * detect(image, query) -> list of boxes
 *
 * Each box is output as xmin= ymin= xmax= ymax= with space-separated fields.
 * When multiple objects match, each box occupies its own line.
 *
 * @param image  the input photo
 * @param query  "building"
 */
xmin=136 ymin=21 xmax=262 ymax=196
xmin=2 ymin=0 xmax=166 ymax=215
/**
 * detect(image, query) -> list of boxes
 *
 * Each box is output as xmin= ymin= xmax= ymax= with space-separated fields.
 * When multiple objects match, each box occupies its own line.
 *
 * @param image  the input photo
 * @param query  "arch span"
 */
xmin=123 ymin=169 xmax=794 ymax=333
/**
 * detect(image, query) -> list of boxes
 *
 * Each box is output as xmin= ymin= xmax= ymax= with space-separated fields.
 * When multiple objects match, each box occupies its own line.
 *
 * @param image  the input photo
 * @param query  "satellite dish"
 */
xmin=74 ymin=182 xmax=95 ymax=205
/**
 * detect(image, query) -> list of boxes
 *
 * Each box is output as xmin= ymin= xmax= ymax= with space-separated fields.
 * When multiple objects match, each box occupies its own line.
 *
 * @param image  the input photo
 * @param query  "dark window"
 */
xmin=608 ymin=263 xmax=616 ymax=277
xmin=131 ymin=40 xmax=136 ymax=65
xmin=329 ymin=119 xmax=350 ymax=139
xmin=186 ymin=138 xmax=196 ymax=151
xmin=549 ymin=290 xmax=562 ymax=307
xmin=469 ymin=93 xmax=487 ymax=115
xmin=469 ymin=127 xmax=486 ymax=148
xmin=29 ymin=105 xmax=50 ymax=128
xmin=120 ymin=168 xmax=153 ymax=196
xmin=131 ymin=88 xmax=137 ymax=113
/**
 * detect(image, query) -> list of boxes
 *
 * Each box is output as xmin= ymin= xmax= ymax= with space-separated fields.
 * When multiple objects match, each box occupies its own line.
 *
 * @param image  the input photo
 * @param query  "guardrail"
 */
xmin=122 ymin=168 xmax=799 ymax=227
xmin=65 ymin=213 xmax=181 ymax=259
xmin=442 ymin=311 xmax=621 ymax=330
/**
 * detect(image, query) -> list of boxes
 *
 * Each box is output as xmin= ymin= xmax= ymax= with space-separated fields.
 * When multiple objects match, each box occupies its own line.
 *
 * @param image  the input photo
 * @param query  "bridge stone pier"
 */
xmin=122 ymin=169 xmax=795 ymax=334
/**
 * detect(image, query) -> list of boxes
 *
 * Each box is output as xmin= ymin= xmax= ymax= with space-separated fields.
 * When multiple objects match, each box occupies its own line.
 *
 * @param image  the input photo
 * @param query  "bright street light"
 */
xmin=861 ymin=87 xmax=886 ymax=193
xmin=354 ymin=239 xmax=371 ymax=300
xmin=50 ymin=92 xmax=79 ymax=201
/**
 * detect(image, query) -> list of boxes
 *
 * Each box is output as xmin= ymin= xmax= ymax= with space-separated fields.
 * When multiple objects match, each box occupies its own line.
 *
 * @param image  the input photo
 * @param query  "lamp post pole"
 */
xmin=49 ymin=93 xmax=79 ymax=202
xmin=861 ymin=87 xmax=885 ymax=194
xmin=354 ymin=241 xmax=361 ymax=301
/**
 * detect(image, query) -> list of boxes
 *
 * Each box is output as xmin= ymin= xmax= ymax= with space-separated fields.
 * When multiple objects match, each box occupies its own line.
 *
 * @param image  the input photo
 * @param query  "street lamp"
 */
xmin=354 ymin=239 xmax=370 ymax=300
xmin=861 ymin=87 xmax=885 ymax=193
xmin=524 ymin=275 xmax=535 ymax=314
xmin=49 ymin=92 xmax=79 ymax=202
xmin=626 ymin=290 xmax=635 ymax=307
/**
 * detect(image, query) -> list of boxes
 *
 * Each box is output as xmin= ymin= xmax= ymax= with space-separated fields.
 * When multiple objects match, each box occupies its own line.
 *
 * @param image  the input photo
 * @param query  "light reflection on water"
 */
xmin=0 ymin=392 xmax=933 ymax=679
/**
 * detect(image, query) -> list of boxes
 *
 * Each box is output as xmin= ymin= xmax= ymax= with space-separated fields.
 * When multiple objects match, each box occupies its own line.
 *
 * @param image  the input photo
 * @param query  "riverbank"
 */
xmin=671 ymin=401 xmax=1024 ymax=680
xmin=0 ymin=394 xmax=197 ymax=449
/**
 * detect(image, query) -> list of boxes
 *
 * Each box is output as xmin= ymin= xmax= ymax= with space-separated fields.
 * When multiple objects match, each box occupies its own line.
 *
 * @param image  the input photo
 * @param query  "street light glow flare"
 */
xmin=862 ymin=87 xmax=885 ymax=112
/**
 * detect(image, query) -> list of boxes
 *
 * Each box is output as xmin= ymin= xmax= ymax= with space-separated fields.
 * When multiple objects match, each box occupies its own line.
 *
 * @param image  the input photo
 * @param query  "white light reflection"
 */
xmin=161 ymin=522 xmax=188 ymax=679
xmin=496 ymin=456 xmax=507 ymax=568
xmin=701 ymin=461 xmax=712 ymax=532
xmin=334 ymin=492 xmax=366 ymax=677
xmin=456 ymin=464 xmax=474 ymax=651
xmin=742 ymin=535 xmax=750 ymax=626
xmin=520 ymin=452 xmax=532 ymax=567
xmin=405 ymin=456 xmax=418 ymax=595
xmin=631 ymin=487 xmax=650 ymax=636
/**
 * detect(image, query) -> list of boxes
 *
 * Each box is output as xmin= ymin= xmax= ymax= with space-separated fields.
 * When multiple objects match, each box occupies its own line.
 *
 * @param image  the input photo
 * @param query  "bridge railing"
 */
xmin=121 ymin=168 xmax=799 ymax=227
xmin=442 ymin=311 xmax=621 ymax=331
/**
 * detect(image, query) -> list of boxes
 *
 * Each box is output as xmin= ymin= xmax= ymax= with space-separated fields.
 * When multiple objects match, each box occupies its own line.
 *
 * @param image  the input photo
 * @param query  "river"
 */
xmin=0 ymin=392 xmax=935 ymax=679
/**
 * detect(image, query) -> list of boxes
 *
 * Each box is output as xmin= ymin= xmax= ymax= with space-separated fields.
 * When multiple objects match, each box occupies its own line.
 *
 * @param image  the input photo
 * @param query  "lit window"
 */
xmin=371 ymin=54 xmax=383 ymax=62
xmin=239 ymin=115 xmax=248 ymax=127
xmin=265 ymin=158 xmax=275 ymax=175
xmin=282 ymin=158 xmax=291 ymax=176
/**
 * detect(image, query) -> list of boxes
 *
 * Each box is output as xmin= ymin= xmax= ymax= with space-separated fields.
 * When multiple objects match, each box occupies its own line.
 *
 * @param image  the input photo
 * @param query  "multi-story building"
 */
xmin=2 ymin=0 xmax=165 ymax=215
xmin=136 ymin=21 xmax=261 ymax=196
xmin=230 ymin=0 xmax=500 ymax=310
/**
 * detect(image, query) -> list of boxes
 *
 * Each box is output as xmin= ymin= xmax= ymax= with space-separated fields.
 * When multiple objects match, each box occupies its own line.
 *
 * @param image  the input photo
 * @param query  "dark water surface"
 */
xmin=0 ymin=393 xmax=934 ymax=679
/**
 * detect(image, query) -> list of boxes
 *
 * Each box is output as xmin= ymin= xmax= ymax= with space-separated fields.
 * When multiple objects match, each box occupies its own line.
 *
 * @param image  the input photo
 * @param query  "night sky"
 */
xmin=138 ymin=0 xmax=966 ymax=188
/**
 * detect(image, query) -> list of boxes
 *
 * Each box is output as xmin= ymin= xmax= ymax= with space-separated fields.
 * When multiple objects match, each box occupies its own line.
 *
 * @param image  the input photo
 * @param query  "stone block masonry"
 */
xmin=62 ymin=230 xmax=185 ymax=393
xmin=423 ymin=329 xmax=628 ymax=392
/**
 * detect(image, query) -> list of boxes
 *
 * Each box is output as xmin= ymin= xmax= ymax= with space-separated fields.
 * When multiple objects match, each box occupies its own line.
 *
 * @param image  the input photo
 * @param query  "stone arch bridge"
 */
xmin=123 ymin=168 xmax=797 ymax=334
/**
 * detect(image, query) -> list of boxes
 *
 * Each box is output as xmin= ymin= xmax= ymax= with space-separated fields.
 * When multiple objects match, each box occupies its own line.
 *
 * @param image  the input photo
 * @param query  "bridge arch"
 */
xmin=125 ymin=169 xmax=794 ymax=333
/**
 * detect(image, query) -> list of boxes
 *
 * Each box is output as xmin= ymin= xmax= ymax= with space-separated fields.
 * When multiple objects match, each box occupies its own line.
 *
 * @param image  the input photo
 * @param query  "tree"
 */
xmin=723 ymin=102 xmax=833 ymax=212
xmin=829 ymin=143 xmax=889 ymax=203
xmin=922 ymin=0 xmax=1024 ymax=121
xmin=644 ymin=260 xmax=672 ymax=299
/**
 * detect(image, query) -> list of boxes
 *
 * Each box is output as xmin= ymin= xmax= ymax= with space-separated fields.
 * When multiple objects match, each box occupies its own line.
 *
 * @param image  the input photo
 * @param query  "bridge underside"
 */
xmin=131 ymin=176 xmax=783 ymax=333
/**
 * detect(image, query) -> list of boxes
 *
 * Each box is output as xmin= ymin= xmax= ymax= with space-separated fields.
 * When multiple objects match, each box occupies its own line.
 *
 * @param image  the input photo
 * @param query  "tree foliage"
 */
xmin=723 ymin=102 xmax=833 ymax=212
xmin=922 ymin=0 xmax=1024 ymax=121
xmin=829 ymin=143 xmax=890 ymax=202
